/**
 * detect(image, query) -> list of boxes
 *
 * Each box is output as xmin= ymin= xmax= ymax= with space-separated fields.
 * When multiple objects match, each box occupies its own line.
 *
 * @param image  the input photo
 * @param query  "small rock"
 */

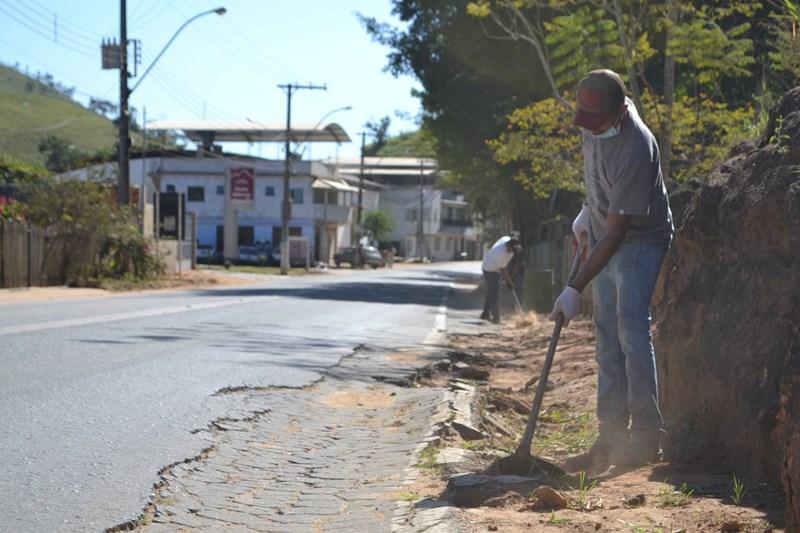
xmin=488 ymin=525 xmax=498 ymax=532
xmin=721 ymin=521 xmax=743 ymax=532
xmin=453 ymin=361 xmax=471 ymax=370
xmin=595 ymin=523 xmax=602 ymax=530
xmin=531 ymin=485 xmax=568 ymax=510
xmin=624 ymin=494 xmax=646 ymax=507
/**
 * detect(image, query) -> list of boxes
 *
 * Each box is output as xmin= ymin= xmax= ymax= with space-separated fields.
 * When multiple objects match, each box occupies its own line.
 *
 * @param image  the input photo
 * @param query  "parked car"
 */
xmin=237 ymin=246 xmax=268 ymax=265
xmin=334 ymin=246 xmax=385 ymax=269
xmin=196 ymin=243 xmax=214 ymax=263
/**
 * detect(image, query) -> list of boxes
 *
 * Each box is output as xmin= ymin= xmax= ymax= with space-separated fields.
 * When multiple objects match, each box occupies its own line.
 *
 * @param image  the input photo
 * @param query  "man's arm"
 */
xmin=569 ymin=212 xmax=632 ymax=292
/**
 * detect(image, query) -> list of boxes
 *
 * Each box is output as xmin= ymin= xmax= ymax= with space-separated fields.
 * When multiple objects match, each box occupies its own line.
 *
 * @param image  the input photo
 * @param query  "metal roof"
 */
xmin=312 ymin=178 xmax=359 ymax=192
xmin=146 ymin=120 xmax=351 ymax=143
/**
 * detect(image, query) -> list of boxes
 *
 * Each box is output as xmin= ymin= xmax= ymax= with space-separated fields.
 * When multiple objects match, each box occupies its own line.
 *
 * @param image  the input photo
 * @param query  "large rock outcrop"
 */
xmin=654 ymin=87 xmax=800 ymax=529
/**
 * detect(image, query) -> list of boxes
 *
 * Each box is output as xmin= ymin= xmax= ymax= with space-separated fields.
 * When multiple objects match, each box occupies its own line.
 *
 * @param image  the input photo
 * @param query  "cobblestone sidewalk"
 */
xmin=121 ymin=347 xmax=465 ymax=533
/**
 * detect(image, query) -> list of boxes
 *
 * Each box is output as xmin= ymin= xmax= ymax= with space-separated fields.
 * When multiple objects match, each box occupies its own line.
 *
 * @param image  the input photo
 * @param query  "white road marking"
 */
xmin=0 ymin=296 xmax=274 ymax=336
xmin=423 ymin=283 xmax=453 ymax=346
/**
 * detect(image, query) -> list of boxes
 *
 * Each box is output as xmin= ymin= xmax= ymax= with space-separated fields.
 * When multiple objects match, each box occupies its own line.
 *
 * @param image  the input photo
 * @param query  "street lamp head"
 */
xmin=214 ymin=7 xmax=227 ymax=15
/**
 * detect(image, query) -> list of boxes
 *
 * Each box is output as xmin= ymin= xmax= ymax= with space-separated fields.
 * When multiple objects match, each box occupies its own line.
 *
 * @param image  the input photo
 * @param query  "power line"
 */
xmin=8 ymin=0 xmax=99 ymax=47
xmin=21 ymin=0 xmax=104 ymax=40
xmin=0 ymin=2 xmax=96 ymax=59
xmin=169 ymin=1 xmax=289 ymax=83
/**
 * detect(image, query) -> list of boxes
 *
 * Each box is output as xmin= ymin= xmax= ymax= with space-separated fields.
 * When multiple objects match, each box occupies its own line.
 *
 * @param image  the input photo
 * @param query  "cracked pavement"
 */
xmin=128 ymin=348 xmax=456 ymax=533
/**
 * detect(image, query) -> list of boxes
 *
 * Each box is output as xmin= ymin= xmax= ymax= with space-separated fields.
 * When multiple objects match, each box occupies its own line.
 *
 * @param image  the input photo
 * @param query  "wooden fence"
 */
xmin=0 ymin=220 xmax=100 ymax=288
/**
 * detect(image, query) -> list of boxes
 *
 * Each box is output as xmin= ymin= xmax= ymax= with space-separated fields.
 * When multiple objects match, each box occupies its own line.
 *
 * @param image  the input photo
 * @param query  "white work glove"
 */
xmin=572 ymin=204 xmax=590 ymax=240
xmin=549 ymin=286 xmax=581 ymax=326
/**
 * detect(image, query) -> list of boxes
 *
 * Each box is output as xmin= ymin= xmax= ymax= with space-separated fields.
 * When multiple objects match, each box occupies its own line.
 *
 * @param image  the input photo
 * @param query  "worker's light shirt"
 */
xmin=482 ymin=236 xmax=514 ymax=272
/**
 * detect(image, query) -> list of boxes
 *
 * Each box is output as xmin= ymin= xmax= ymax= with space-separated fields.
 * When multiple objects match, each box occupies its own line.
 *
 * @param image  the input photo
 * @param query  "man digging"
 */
xmin=551 ymin=69 xmax=674 ymax=471
xmin=480 ymin=233 xmax=521 ymax=324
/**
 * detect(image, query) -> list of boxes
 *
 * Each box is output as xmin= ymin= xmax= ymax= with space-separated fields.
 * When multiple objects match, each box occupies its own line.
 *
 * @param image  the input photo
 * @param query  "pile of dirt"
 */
xmin=653 ymin=86 xmax=800 ymax=528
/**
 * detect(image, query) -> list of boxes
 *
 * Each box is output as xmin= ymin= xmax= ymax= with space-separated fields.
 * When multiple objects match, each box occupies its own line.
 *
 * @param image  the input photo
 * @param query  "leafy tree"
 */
xmin=364 ymin=116 xmax=392 ymax=156
xmin=88 ymin=97 xmax=118 ymax=118
xmin=38 ymin=135 xmax=85 ymax=173
xmin=375 ymin=128 xmax=437 ymax=157
xmin=361 ymin=210 xmax=396 ymax=241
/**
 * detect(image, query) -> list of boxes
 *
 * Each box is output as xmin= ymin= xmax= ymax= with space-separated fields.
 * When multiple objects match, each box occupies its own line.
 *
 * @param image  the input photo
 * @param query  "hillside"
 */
xmin=0 ymin=64 xmax=116 ymax=166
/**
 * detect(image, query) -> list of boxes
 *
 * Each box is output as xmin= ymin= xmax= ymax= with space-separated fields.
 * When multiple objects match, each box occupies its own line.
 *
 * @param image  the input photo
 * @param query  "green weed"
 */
xmin=570 ymin=470 xmax=598 ymax=510
xmin=416 ymin=443 xmax=443 ymax=474
xmin=657 ymin=482 xmax=694 ymax=507
xmin=769 ymin=115 xmax=790 ymax=154
xmin=547 ymin=511 xmax=571 ymax=525
xmin=731 ymin=473 xmax=746 ymax=505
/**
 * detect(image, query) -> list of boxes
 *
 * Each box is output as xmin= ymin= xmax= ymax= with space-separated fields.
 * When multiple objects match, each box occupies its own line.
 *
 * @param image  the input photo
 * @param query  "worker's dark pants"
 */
xmin=482 ymin=270 xmax=500 ymax=321
xmin=593 ymin=242 xmax=667 ymax=437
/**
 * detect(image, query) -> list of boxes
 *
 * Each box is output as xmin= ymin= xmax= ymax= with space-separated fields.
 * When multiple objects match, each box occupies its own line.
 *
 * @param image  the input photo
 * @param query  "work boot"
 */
xmin=562 ymin=430 xmax=622 ymax=473
xmin=609 ymin=429 xmax=663 ymax=468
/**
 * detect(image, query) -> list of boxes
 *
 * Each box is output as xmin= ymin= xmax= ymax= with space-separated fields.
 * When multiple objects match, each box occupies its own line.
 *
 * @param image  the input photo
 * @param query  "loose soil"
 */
xmin=415 ymin=316 xmax=785 ymax=532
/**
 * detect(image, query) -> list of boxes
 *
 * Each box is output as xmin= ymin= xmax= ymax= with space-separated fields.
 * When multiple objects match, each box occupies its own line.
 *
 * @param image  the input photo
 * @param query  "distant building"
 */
xmin=59 ymin=152 xmax=361 ymax=265
xmin=330 ymin=157 xmax=482 ymax=261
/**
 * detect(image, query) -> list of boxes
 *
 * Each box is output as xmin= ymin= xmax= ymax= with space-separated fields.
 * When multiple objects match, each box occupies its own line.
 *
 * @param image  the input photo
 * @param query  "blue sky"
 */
xmin=0 ymin=0 xmax=420 ymax=159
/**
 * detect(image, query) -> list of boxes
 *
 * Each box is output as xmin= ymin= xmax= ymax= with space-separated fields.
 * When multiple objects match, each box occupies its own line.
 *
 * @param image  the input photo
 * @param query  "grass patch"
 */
xmin=569 ymin=470 xmax=598 ymax=511
xmin=392 ymin=491 xmax=422 ymax=502
xmin=534 ymin=409 xmax=597 ymax=457
xmin=461 ymin=436 xmax=516 ymax=454
xmin=618 ymin=522 xmax=685 ymax=533
xmin=416 ymin=442 xmax=444 ymax=475
xmin=201 ymin=264 xmax=313 ymax=276
xmin=547 ymin=512 xmax=572 ymax=525
xmin=657 ymin=482 xmax=694 ymax=508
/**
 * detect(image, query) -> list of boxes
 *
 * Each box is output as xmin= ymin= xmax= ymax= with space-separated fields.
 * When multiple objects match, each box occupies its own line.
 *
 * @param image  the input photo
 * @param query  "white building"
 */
xmin=331 ymin=157 xmax=482 ymax=261
xmin=59 ymin=152 xmax=361 ymax=265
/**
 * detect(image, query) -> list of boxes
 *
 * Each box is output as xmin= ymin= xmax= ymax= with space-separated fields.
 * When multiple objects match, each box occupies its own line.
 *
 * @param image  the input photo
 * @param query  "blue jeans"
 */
xmin=592 ymin=242 xmax=667 ymax=434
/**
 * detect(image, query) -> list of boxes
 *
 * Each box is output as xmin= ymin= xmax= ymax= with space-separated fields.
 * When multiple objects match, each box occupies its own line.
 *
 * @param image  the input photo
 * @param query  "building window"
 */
xmin=265 ymin=186 xmax=275 ymax=197
xmin=434 ymin=236 xmax=441 ymax=251
xmin=313 ymin=189 xmax=326 ymax=205
xmin=165 ymin=184 xmax=175 ymax=193
xmin=216 ymin=185 xmax=224 ymax=195
xmin=187 ymin=186 xmax=205 ymax=202
xmin=290 ymin=188 xmax=304 ymax=204
xmin=238 ymin=226 xmax=254 ymax=246
xmin=407 ymin=208 xmax=416 ymax=221
xmin=289 ymin=227 xmax=302 ymax=236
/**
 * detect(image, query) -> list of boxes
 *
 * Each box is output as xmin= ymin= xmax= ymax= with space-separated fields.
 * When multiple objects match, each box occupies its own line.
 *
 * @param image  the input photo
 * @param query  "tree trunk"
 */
xmin=611 ymin=0 xmax=645 ymax=121
xmin=660 ymin=0 xmax=677 ymax=182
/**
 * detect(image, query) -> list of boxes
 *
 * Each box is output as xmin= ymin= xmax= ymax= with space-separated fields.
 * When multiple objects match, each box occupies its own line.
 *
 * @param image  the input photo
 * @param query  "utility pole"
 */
xmin=278 ymin=82 xmax=326 ymax=275
xmin=418 ymin=158 xmax=425 ymax=260
xmin=117 ymin=0 xmax=130 ymax=205
xmin=357 ymin=131 xmax=366 ymax=226
xmin=355 ymin=131 xmax=367 ymax=269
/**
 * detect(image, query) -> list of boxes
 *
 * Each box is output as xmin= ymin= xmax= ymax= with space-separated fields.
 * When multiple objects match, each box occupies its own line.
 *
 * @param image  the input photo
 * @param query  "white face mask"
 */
xmin=592 ymin=123 xmax=620 ymax=139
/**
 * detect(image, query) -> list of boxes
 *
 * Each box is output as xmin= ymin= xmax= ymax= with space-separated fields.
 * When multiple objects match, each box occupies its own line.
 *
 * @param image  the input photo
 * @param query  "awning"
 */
xmin=146 ymin=120 xmax=351 ymax=144
xmin=312 ymin=178 xmax=359 ymax=192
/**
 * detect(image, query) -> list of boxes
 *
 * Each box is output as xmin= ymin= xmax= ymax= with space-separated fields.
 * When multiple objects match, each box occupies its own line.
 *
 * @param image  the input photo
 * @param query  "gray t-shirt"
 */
xmin=582 ymin=98 xmax=673 ymax=246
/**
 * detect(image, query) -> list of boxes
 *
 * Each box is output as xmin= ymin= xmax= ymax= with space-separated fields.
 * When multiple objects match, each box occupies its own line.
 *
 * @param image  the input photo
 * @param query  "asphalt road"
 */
xmin=0 ymin=262 xmax=481 ymax=533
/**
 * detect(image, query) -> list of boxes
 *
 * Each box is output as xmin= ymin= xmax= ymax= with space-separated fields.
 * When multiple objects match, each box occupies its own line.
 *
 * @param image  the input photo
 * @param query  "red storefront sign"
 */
xmin=228 ymin=168 xmax=254 ymax=203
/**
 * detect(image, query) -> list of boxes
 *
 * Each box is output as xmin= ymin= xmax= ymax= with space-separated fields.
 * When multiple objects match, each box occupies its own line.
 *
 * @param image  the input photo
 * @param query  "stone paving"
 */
xmin=129 ymin=346 xmax=467 ymax=533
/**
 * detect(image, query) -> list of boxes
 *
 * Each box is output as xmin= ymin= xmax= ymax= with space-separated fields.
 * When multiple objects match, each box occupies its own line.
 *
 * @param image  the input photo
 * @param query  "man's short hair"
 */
xmin=573 ymin=69 xmax=627 ymax=130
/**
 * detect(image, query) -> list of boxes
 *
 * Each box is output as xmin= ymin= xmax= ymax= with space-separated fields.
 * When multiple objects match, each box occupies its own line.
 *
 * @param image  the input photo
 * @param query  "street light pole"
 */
xmin=278 ymin=82 xmax=327 ymax=275
xmin=115 ymin=5 xmax=225 ymax=206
